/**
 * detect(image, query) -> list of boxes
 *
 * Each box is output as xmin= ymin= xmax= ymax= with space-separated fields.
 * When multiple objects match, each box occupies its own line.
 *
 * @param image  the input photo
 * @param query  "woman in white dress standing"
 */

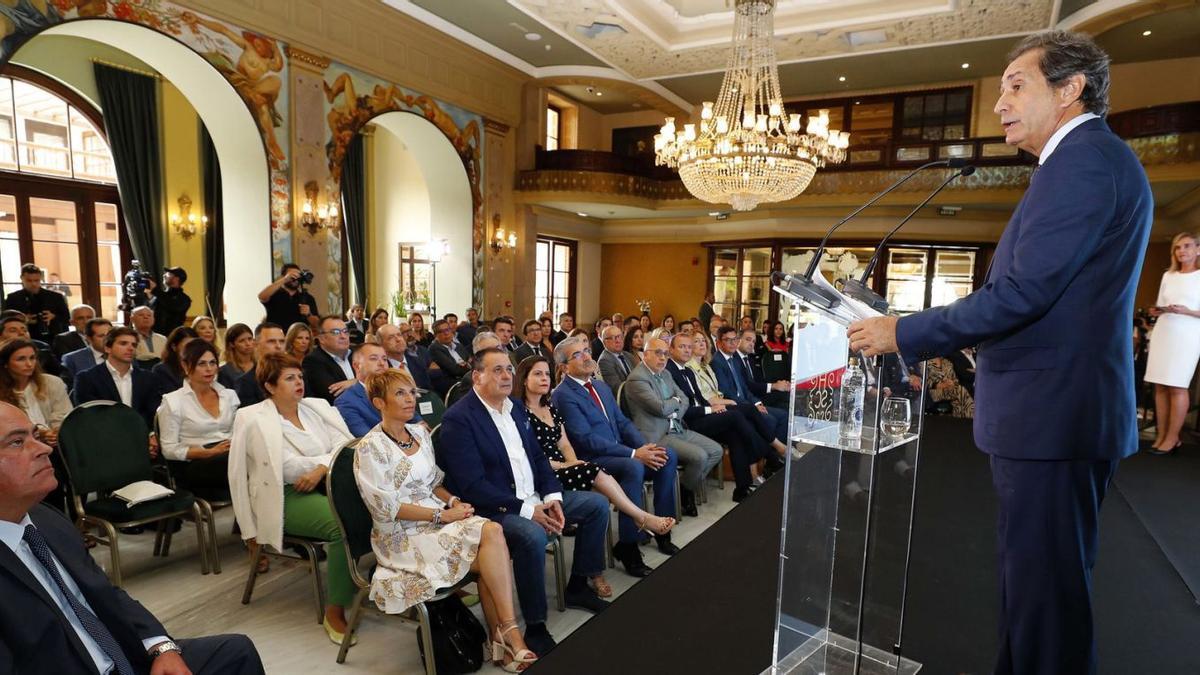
xmin=353 ymin=368 xmax=537 ymax=671
xmin=1145 ymin=232 xmax=1200 ymax=455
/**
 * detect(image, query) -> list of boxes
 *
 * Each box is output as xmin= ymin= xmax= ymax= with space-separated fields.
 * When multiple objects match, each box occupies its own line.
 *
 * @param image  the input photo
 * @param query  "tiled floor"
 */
xmin=96 ymin=482 xmax=739 ymax=674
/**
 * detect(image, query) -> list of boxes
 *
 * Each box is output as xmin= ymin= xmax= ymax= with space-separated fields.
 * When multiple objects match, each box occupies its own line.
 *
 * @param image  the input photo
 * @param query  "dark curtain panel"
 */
xmin=93 ymin=63 xmax=162 ymax=275
xmin=201 ymin=126 xmax=224 ymax=322
xmin=341 ymin=133 xmax=367 ymax=305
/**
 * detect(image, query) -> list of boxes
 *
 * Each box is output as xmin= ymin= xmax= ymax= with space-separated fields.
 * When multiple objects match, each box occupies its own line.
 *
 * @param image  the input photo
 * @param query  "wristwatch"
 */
xmin=147 ymin=640 xmax=182 ymax=660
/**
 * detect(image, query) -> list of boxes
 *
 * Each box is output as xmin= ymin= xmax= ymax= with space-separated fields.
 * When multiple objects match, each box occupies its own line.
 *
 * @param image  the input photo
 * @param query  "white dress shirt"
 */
xmin=0 ymin=515 xmax=166 ymax=673
xmin=672 ymin=360 xmax=712 ymax=414
xmin=89 ymin=347 xmax=105 ymax=365
xmin=1039 ymin=112 xmax=1100 ymax=165
xmin=475 ymin=391 xmax=561 ymax=519
xmin=279 ymin=405 xmax=352 ymax=484
xmin=157 ymin=381 xmax=242 ymax=461
xmin=19 ymin=387 xmax=46 ymax=426
xmin=105 ymin=361 xmax=134 ymax=407
xmin=321 ymin=346 xmax=354 ymax=380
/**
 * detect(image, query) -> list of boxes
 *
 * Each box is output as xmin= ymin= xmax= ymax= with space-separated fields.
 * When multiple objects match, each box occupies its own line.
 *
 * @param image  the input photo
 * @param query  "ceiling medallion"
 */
xmin=654 ymin=0 xmax=849 ymax=211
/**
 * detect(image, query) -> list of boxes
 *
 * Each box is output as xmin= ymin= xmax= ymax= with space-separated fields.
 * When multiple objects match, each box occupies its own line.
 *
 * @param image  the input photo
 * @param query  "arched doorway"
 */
xmin=359 ymin=111 xmax=473 ymax=318
xmin=4 ymin=19 xmax=272 ymax=324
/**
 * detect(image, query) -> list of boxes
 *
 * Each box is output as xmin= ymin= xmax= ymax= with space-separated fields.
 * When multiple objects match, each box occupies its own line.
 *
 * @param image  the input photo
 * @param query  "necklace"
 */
xmin=383 ymin=426 xmax=415 ymax=450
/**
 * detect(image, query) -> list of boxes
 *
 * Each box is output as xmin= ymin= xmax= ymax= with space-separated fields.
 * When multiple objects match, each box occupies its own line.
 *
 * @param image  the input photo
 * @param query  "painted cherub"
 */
xmin=180 ymin=10 xmax=286 ymax=168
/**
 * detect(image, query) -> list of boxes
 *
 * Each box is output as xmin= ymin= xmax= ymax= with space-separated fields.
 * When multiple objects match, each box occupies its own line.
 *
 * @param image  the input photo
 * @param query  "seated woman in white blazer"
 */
xmin=228 ymin=352 xmax=356 ymax=646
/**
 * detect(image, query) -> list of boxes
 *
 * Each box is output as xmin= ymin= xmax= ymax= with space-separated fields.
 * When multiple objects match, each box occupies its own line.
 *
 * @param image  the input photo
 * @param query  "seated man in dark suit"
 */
xmin=61 ymin=318 xmax=111 ymax=390
xmin=0 ymin=401 xmax=265 ymax=675
xmin=334 ymin=342 xmax=425 ymax=435
xmin=550 ymin=336 xmax=680 ymax=576
xmin=428 ymin=318 xmax=472 ymax=397
xmin=665 ymin=332 xmax=781 ymax=502
xmin=376 ymin=324 xmax=432 ymax=391
xmin=72 ymin=326 xmax=162 ymax=432
xmin=549 ymin=312 xmax=573 ymax=346
xmin=301 ymin=315 xmax=356 ymax=403
xmin=234 ymin=322 xmax=285 ymax=408
xmin=445 ymin=331 xmax=502 ymax=409
xmin=710 ymin=326 xmax=789 ymax=443
xmin=52 ymin=304 xmax=94 ymax=359
xmin=595 ymin=324 xmax=636 ymax=392
xmin=736 ymin=328 xmax=791 ymax=408
xmin=513 ymin=320 xmax=551 ymax=363
xmin=438 ymin=348 xmax=610 ymax=656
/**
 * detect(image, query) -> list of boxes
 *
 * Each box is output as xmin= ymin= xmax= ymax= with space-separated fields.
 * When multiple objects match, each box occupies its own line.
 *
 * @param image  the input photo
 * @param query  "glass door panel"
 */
xmin=95 ymin=202 xmax=123 ymax=320
xmin=0 ymin=194 xmax=19 ymax=297
xmin=29 ymin=196 xmax=82 ymax=301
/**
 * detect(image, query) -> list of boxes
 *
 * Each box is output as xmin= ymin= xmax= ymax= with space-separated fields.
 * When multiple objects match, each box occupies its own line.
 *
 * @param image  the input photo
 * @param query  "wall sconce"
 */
xmin=170 ymin=194 xmax=207 ymax=241
xmin=489 ymin=213 xmax=517 ymax=253
xmin=300 ymin=180 xmax=339 ymax=237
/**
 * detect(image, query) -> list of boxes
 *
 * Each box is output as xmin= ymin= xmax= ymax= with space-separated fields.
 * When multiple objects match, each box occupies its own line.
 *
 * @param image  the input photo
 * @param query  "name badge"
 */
xmin=773 ymin=354 xmax=783 ymax=361
xmin=419 ymin=401 xmax=434 ymax=415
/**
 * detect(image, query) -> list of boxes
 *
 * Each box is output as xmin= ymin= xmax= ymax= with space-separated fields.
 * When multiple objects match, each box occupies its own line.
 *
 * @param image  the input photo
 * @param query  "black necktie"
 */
xmin=683 ymin=369 xmax=701 ymax=403
xmin=23 ymin=525 xmax=135 ymax=675
xmin=617 ymin=354 xmax=630 ymax=377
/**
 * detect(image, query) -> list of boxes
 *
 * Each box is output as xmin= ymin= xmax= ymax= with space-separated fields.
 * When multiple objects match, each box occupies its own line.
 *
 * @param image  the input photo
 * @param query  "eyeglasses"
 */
xmin=646 ymin=349 xmax=669 ymax=358
xmin=437 ymin=327 xmax=453 ymax=334
xmin=720 ymin=337 xmax=739 ymax=344
xmin=322 ymin=328 xmax=349 ymax=336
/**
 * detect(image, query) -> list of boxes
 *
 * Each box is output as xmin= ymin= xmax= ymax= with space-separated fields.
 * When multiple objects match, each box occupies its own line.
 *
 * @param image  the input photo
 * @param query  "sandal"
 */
xmin=636 ymin=514 xmax=676 ymax=536
xmin=490 ymin=620 xmax=537 ymax=672
xmin=591 ymin=575 xmax=613 ymax=598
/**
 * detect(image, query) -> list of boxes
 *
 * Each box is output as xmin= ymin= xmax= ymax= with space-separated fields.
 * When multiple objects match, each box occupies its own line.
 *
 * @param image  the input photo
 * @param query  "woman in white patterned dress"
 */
xmin=353 ymin=368 xmax=537 ymax=671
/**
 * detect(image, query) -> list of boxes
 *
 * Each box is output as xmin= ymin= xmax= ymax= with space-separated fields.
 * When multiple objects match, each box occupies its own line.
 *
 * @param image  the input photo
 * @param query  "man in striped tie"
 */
xmin=0 ymin=402 xmax=264 ymax=674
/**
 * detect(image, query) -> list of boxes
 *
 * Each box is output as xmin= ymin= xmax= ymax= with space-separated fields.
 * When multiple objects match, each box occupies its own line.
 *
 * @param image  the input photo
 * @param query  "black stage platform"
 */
xmin=531 ymin=417 xmax=1200 ymax=675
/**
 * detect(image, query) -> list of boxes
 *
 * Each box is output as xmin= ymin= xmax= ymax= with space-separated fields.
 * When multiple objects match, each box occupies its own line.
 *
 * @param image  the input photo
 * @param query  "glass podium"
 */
xmin=765 ymin=281 xmax=927 ymax=675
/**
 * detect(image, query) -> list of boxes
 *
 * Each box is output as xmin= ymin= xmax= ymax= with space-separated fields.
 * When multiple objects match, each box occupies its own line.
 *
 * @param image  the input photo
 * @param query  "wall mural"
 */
xmin=0 ymin=0 xmax=486 ymax=312
xmin=320 ymin=65 xmax=485 ymax=310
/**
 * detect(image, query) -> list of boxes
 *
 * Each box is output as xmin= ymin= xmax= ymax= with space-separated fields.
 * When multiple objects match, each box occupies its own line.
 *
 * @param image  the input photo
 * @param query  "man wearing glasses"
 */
xmin=301 ymin=315 xmax=356 ymax=403
xmin=709 ymin=326 xmax=789 ymax=444
xmin=551 ymin=336 xmax=680 ymax=577
xmin=429 ymin=318 xmax=472 ymax=397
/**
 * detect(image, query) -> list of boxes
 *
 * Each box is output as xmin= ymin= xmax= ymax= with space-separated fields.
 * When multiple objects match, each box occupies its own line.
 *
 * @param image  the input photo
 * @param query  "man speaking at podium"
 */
xmin=848 ymin=31 xmax=1152 ymax=675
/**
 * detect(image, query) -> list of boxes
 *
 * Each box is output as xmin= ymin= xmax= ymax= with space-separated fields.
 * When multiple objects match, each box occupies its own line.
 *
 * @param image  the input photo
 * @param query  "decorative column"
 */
xmin=484 ymin=118 xmax=528 ymax=319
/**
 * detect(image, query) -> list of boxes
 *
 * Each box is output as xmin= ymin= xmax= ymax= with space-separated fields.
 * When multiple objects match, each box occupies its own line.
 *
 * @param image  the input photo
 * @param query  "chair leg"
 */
xmin=152 ymin=520 xmax=166 ymax=557
xmin=674 ymin=473 xmax=682 ymax=521
xmin=305 ymin=542 xmax=326 ymax=624
xmin=190 ymin=504 xmax=210 ymax=575
xmin=159 ymin=519 xmax=175 ymax=558
xmin=416 ymin=601 xmax=436 ymax=675
xmin=99 ymin=520 xmax=122 ymax=588
xmin=337 ymin=587 xmax=370 ymax=665
xmin=605 ymin=516 xmax=614 ymax=569
xmin=198 ymin=500 xmax=220 ymax=574
xmin=241 ymin=542 xmax=261 ymax=605
xmin=551 ymin=539 xmax=566 ymax=612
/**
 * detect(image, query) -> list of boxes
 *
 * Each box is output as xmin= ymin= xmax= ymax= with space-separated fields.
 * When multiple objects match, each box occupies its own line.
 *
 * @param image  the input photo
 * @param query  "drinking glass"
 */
xmin=880 ymin=397 xmax=911 ymax=439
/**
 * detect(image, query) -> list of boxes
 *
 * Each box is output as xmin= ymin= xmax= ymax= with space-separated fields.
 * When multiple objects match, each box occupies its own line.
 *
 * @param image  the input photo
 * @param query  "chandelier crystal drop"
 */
xmin=654 ymin=0 xmax=849 ymax=211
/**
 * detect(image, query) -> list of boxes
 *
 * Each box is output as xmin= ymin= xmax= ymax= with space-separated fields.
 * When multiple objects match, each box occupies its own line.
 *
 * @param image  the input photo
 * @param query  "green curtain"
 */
xmin=201 ymin=126 xmax=224 ymax=322
xmin=341 ymin=133 xmax=367 ymax=305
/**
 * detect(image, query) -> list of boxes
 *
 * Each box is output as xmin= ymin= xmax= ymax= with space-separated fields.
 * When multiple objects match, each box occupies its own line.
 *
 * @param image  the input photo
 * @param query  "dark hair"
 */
xmin=622 ymin=327 xmax=642 ymax=353
xmin=0 ymin=313 xmax=25 ymax=330
xmin=85 ymin=317 xmax=112 ymax=337
xmin=771 ymin=321 xmax=787 ymax=340
xmin=715 ymin=325 xmax=737 ymax=342
xmin=105 ymin=326 xmax=138 ymax=349
xmin=368 ymin=307 xmax=389 ymax=330
xmin=444 ymin=313 xmax=457 ymax=321
xmin=161 ymin=326 xmax=199 ymax=370
xmin=19 ymin=263 xmax=40 ymax=277
xmin=492 ymin=316 xmax=513 ymax=330
xmin=433 ymin=319 xmax=450 ymax=333
xmin=254 ymin=321 xmax=283 ymax=337
xmin=223 ymin=323 xmax=253 ymax=363
xmin=472 ymin=346 xmax=507 ymax=372
xmin=181 ymin=339 xmax=219 ymax=374
xmin=0 ymin=338 xmax=45 ymax=404
xmin=1007 ymin=30 xmax=1110 ymax=117
xmin=318 ymin=314 xmax=344 ymax=331
xmin=281 ymin=263 xmax=301 ymax=275
xmin=256 ymin=351 xmax=303 ymax=390
xmin=522 ymin=319 xmax=541 ymax=335
xmin=515 ymin=354 xmax=552 ymax=408
xmin=662 ymin=314 xmax=675 ymax=330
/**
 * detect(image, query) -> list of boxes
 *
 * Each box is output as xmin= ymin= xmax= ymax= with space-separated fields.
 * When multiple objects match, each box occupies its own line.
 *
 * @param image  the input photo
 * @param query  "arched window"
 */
xmin=0 ymin=67 xmax=130 ymax=321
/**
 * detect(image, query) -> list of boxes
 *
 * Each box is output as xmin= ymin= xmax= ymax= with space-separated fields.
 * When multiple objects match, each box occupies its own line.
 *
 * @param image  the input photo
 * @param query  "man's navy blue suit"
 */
xmin=709 ymin=347 xmax=789 ymax=443
xmin=333 ymin=381 xmax=422 ymax=436
xmin=437 ymin=390 xmax=607 ymax=627
xmin=551 ymin=376 xmax=679 ymax=544
xmin=71 ymin=361 xmax=162 ymax=429
xmin=896 ymin=117 xmax=1153 ymax=675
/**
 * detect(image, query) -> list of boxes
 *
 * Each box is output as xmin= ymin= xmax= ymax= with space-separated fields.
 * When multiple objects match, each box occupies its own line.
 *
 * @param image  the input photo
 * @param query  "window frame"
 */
xmin=545 ymin=105 xmax=561 ymax=152
xmin=534 ymin=235 xmax=576 ymax=320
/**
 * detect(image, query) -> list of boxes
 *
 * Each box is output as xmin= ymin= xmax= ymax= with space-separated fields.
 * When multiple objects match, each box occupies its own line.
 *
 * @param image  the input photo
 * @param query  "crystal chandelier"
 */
xmin=654 ymin=0 xmax=850 ymax=211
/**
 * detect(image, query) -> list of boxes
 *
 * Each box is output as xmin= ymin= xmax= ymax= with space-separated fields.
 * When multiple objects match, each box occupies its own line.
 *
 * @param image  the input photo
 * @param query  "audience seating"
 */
xmin=443 ymin=381 xmax=463 ymax=407
xmin=154 ymin=418 xmax=230 ymax=575
xmin=57 ymin=401 xmax=212 ymax=586
xmin=325 ymin=440 xmax=478 ymax=670
xmin=615 ymin=383 xmax=684 ymax=521
xmin=417 ymin=388 xmax=446 ymax=427
xmin=241 ymin=534 xmax=330 ymax=626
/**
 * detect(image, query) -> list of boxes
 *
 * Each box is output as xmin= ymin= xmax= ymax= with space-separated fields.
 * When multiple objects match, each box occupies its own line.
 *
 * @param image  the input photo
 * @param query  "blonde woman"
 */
xmin=191 ymin=315 xmax=219 ymax=348
xmin=687 ymin=332 xmax=788 ymax=458
xmin=1145 ymin=232 xmax=1200 ymax=455
xmin=285 ymin=322 xmax=313 ymax=362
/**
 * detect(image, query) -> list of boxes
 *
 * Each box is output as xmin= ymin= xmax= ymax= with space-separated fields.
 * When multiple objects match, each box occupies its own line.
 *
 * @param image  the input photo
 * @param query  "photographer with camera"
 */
xmin=2 ymin=264 xmax=70 ymax=344
xmin=258 ymin=263 xmax=319 ymax=330
xmin=148 ymin=266 xmax=193 ymax=333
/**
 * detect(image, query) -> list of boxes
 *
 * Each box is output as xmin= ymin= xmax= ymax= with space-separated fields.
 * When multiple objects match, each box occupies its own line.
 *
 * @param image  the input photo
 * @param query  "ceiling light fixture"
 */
xmin=1142 ymin=30 xmax=1152 ymax=36
xmin=524 ymin=32 xmax=542 ymax=41
xmin=654 ymin=0 xmax=848 ymax=211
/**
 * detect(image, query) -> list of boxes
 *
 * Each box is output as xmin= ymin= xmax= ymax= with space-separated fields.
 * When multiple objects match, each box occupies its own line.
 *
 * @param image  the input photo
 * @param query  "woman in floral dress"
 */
xmin=354 ymin=368 xmax=536 ymax=671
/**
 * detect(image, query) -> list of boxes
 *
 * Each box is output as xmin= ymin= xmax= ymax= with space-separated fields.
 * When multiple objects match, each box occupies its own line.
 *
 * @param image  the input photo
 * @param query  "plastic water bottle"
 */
xmin=839 ymin=357 xmax=865 ymax=440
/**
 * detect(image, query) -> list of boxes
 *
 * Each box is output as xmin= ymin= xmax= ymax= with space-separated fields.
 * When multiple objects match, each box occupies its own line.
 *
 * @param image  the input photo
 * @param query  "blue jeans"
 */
xmin=590 ymin=449 xmax=678 ymax=544
xmin=497 ymin=490 xmax=608 ymax=625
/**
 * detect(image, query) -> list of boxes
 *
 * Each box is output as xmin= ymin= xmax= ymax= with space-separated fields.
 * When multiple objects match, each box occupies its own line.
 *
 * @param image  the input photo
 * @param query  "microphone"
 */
xmin=781 ymin=159 xmax=971 ymax=310
xmin=841 ymin=165 xmax=977 ymax=312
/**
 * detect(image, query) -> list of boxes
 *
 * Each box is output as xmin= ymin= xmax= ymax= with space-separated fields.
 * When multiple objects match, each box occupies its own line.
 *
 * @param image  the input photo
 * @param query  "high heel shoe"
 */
xmin=636 ymin=514 xmax=675 ymax=536
xmin=491 ymin=620 xmax=537 ymax=672
xmin=1147 ymin=441 xmax=1181 ymax=456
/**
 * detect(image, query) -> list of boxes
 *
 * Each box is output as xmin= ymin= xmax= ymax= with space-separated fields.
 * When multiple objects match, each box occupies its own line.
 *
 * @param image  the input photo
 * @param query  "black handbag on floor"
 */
xmin=416 ymin=594 xmax=487 ymax=673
